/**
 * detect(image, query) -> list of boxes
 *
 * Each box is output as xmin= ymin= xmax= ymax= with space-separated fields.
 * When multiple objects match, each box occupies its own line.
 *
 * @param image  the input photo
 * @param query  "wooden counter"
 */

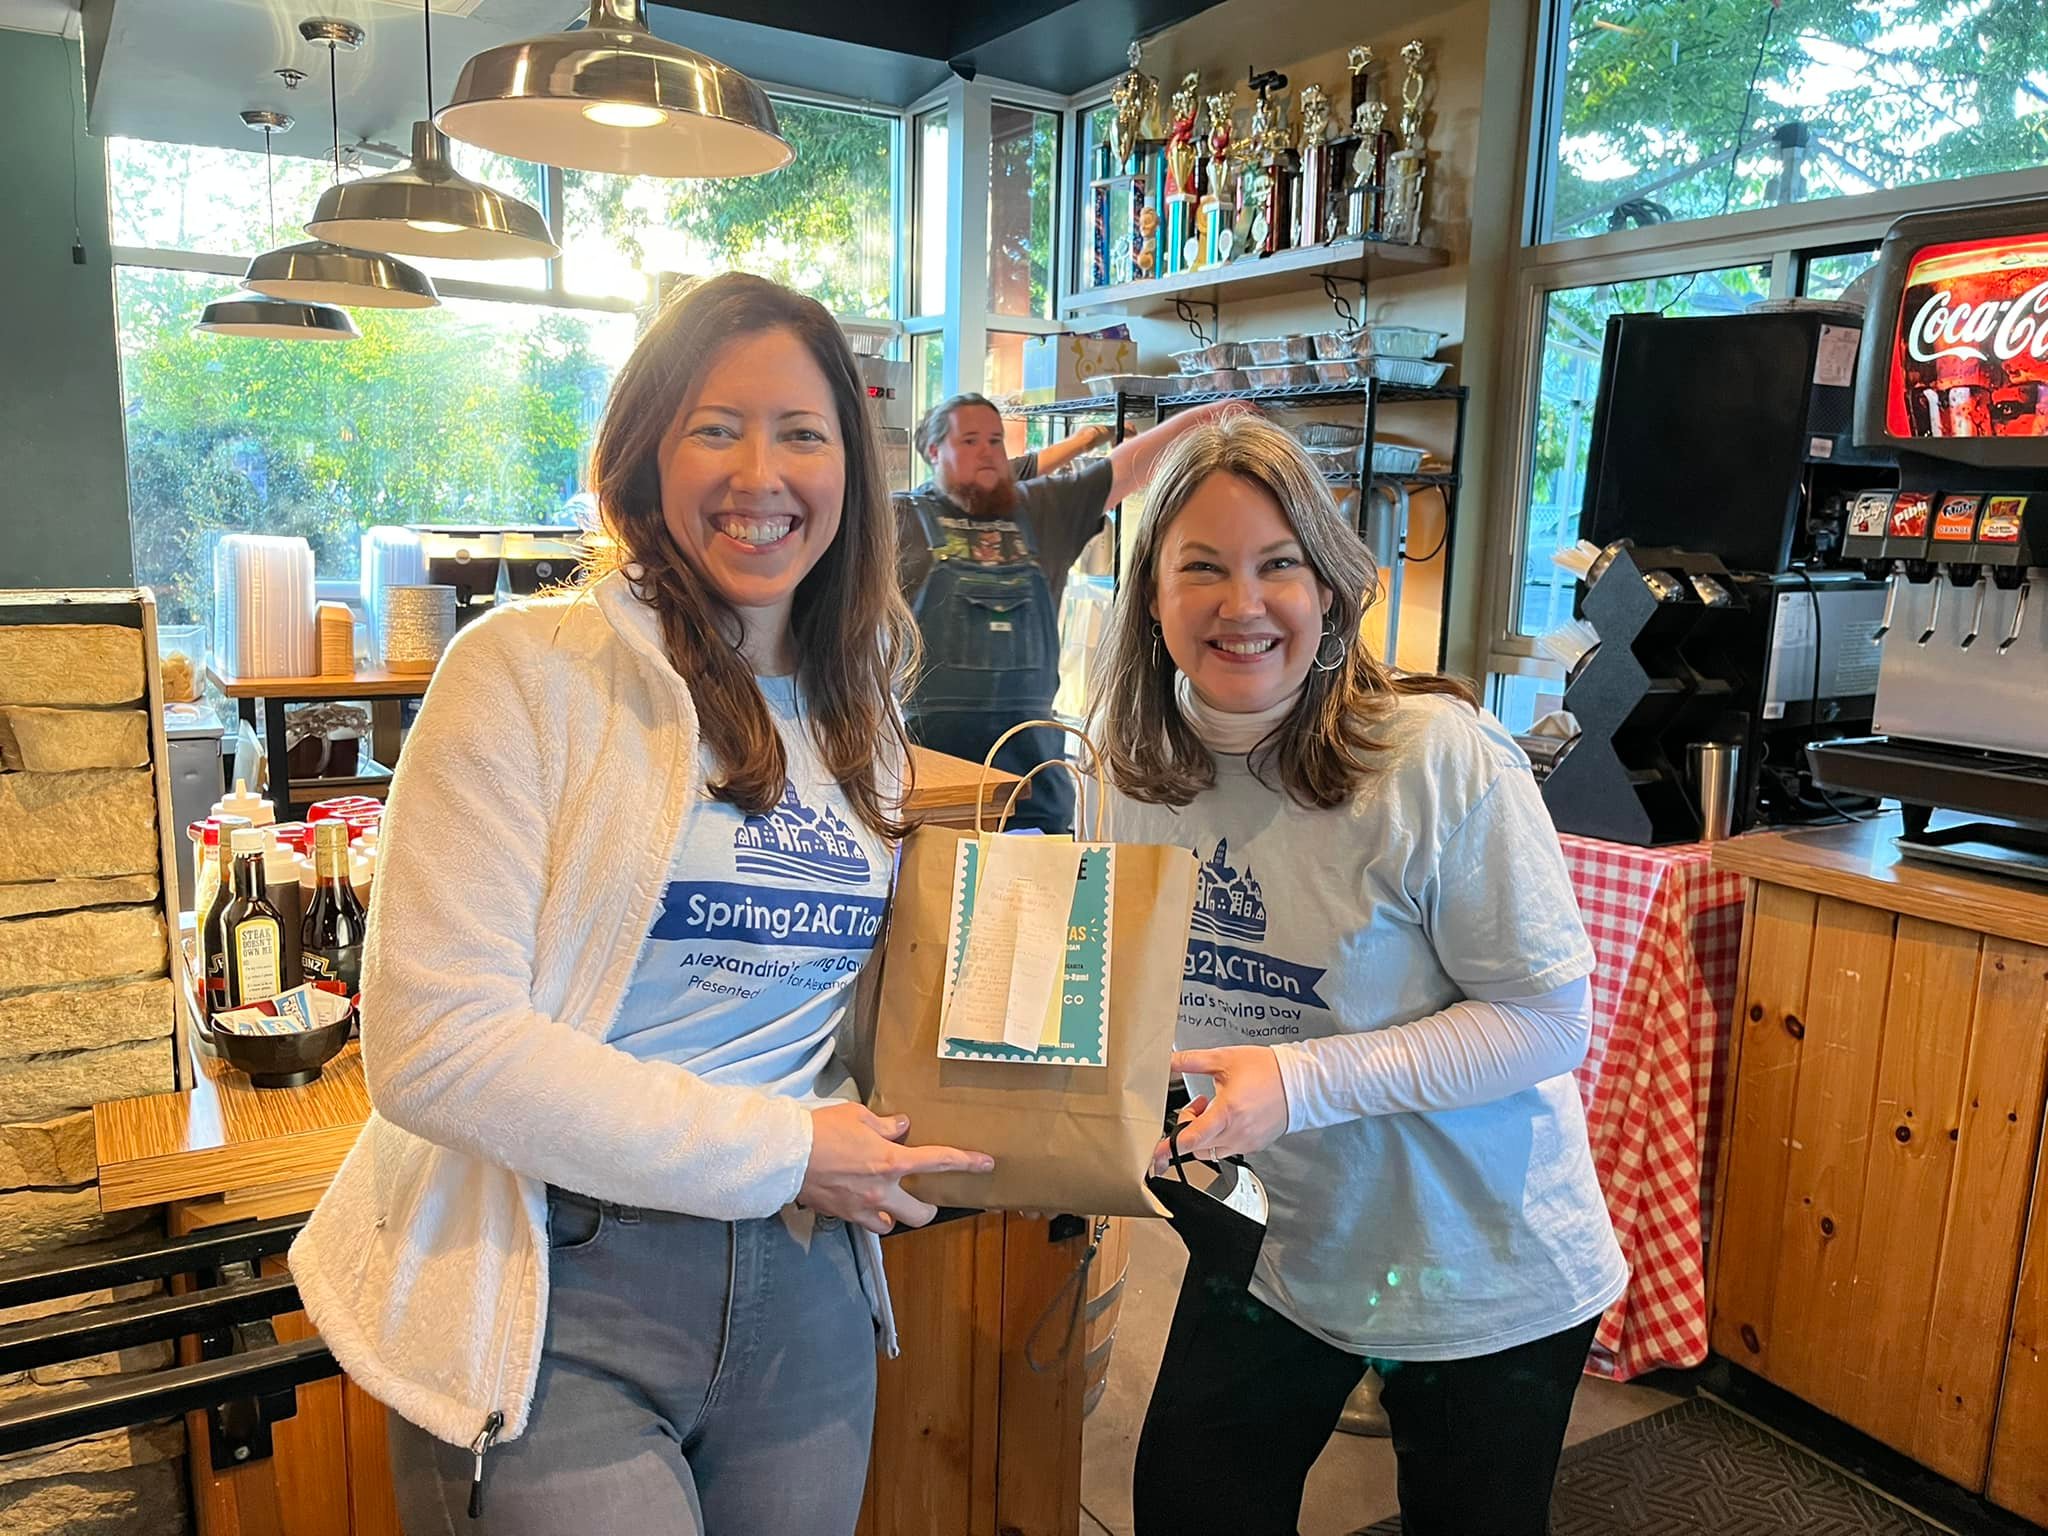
xmin=90 ymin=749 xmax=1077 ymax=1536
xmin=1708 ymin=816 xmax=2048 ymax=1522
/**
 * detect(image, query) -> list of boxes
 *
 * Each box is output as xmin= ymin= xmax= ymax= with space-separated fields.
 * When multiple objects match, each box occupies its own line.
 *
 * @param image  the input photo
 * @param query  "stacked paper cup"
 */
xmin=379 ymin=585 xmax=457 ymax=675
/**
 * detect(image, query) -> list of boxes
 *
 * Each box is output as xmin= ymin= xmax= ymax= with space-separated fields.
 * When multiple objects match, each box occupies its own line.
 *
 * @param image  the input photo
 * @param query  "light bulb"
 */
xmin=406 ymin=219 xmax=465 ymax=234
xmin=582 ymin=102 xmax=667 ymax=129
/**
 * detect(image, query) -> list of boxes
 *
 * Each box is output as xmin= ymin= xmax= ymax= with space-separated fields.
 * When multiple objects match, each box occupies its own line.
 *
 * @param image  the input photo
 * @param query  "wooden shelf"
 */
xmin=209 ymin=666 xmax=433 ymax=700
xmin=1063 ymin=239 xmax=1450 ymax=318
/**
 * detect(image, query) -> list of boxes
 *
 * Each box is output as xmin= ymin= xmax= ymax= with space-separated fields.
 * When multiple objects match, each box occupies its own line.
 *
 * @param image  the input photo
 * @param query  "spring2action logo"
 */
xmin=650 ymin=784 xmax=886 ymax=952
xmin=1182 ymin=842 xmax=1330 ymax=1025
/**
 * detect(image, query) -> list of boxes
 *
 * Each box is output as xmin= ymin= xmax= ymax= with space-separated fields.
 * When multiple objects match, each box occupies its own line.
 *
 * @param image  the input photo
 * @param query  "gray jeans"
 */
xmin=388 ymin=1189 xmax=877 ymax=1535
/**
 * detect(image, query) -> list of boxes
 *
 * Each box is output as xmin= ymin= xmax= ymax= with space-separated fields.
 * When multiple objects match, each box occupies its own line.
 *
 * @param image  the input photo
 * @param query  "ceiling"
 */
xmin=46 ymin=0 xmax=1224 ymax=166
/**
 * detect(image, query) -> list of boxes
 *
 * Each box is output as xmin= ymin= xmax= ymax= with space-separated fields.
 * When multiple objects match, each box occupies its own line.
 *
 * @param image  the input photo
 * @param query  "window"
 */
xmin=560 ymin=99 xmax=894 ymax=314
xmin=984 ymin=332 xmax=1049 ymax=458
xmin=913 ymin=107 xmax=951 ymax=317
xmin=1544 ymin=2 xmax=2048 ymax=242
xmin=107 ymin=135 xmax=550 ymax=291
xmin=988 ymin=104 xmax=1058 ymax=319
xmin=1799 ymin=246 xmax=1878 ymax=301
xmin=1514 ymin=265 xmax=1770 ymax=639
xmin=116 ymin=267 xmax=635 ymax=627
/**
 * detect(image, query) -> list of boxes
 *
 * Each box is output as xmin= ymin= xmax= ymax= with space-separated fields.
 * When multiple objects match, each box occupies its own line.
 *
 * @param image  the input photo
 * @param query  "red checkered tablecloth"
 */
xmin=1559 ymin=834 xmax=1747 ymax=1381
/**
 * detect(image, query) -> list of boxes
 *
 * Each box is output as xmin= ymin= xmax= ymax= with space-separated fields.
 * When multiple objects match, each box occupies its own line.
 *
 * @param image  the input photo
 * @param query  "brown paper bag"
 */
xmin=868 ymin=732 xmax=1197 ymax=1218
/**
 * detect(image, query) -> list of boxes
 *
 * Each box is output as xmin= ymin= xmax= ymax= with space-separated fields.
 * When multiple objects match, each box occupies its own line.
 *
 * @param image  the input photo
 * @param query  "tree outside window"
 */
xmin=1550 ymin=0 xmax=2048 ymax=241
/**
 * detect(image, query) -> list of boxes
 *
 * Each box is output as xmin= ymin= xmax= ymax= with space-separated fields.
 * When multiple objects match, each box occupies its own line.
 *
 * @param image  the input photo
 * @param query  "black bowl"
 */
xmin=212 ymin=1015 xmax=353 ymax=1089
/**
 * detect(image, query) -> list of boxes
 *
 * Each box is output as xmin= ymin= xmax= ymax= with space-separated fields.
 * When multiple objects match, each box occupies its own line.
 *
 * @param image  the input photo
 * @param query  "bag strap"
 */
xmin=1023 ymin=1216 xmax=1110 ymax=1375
xmin=975 ymin=718 xmax=1108 ymax=841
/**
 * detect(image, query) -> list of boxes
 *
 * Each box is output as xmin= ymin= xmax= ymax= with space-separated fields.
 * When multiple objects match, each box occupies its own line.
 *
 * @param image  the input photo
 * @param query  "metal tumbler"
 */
xmin=1689 ymin=741 xmax=1742 ymax=842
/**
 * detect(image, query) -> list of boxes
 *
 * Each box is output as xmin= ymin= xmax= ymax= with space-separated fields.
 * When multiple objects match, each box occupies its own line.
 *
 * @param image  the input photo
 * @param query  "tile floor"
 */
xmin=1080 ymin=1218 xmax=1680 ymax=1536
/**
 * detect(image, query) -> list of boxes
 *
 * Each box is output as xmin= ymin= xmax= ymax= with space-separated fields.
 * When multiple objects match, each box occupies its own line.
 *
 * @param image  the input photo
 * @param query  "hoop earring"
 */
xmin=1311 ymin=623 xmax=1349 ymax=673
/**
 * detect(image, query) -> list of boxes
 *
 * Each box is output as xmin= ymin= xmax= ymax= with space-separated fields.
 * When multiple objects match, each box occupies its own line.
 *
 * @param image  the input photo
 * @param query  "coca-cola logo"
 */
xmin=1907 ymin=277 xmax=2048 ymax=366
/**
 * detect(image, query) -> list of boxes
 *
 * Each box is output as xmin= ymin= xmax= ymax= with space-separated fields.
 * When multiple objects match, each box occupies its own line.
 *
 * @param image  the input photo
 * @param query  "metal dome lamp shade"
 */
xmin=245 ymin=21 xmax=440 ymax=310
xmin=434 ymin=0 xmax=792 ymax=179
xmin=305 ymin=1 xmax=558 ymax=260
xmin=198 ymin=110 xmax=360 ymax=342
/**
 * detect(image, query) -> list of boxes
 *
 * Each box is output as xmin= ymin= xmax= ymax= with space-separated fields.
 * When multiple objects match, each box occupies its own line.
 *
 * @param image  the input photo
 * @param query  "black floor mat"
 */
xmin=1354 ymin=1395 xmax=1946 ymax=1535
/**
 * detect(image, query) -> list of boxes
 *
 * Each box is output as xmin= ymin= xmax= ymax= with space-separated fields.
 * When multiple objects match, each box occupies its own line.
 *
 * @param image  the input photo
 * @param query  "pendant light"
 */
xmin=244 ymin=21 xmax=440 ymax=310
xmin=198 ymin=110 xmax=360 ymax=342
xmin=434 ymin=0 xmax=792 ymax=179
xmin=305 ymin=0 xmax=558 ymax=261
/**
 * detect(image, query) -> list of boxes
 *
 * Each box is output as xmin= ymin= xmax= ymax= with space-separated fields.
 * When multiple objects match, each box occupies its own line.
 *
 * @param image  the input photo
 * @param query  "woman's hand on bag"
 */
xmin=1151 ymin=1047 xmax=1289 ymax=1172
xmin=801 ymin=1104 xmax=995 ymax=1235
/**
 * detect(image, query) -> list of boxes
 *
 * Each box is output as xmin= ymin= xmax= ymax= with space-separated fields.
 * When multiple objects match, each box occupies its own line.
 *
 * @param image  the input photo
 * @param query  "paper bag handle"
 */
xmin=974 ymin=718 xmax=1109 ymax=841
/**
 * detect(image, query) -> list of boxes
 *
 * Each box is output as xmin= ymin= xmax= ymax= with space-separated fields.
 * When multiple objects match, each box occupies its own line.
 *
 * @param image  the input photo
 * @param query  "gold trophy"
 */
xmin=1165 ymin=72 xmax=1202 ymax=271
xmin=1201 ymin=90 xmax=1237 ymax=265
xmin=1108 ymin=42 xmax=1156 ymax=171
xmin=1294 ymin=83 xmax=1332 ymax=249
xmin=1165 ymin=73 xmax=1202 ymax=199
xmin=1231 ymin=83 xmax=1279 ymax=261
xmin=1383 ymin=41 xmax=1431 ymax=245
xmin=1345 ymin=47 xmax=1387 ymax=239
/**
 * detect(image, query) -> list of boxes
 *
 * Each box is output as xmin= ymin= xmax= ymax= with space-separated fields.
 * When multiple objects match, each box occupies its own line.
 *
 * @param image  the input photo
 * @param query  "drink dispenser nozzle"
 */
xmin=1914 ymin=575 xmax=1943 ymax=645
xmin=1874 ymin=563 xmax=1903 ymax=640
xmin=1962 ymin=573 xmax=1990 ymax=649
xmin=2000 ymin=576 xmax=2030 ymax=654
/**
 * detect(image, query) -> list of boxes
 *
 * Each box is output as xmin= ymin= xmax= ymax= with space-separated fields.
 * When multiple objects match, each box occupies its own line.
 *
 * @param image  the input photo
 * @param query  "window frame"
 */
xmin=1481 ymin=0 xmax=2048 ymax=681
xmin=109 ymin=80 xmax=904 ymax=331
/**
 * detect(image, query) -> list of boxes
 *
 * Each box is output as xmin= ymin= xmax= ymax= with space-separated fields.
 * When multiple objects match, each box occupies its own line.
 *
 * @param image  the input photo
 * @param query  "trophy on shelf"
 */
xmin=1234 ymin=69 xmax=1293 ymax=260
xmin=1344 ymin=46 xmax=1390 ymax=240
xmin=1108 ymin=42 xmax=1153 ymax=171
xmin=1108 ymin=42 xmax=1164 ymax=284
xmin=1200 ymin=89 xmax=1238 ymax=267
xmin=1293 ymin=83 xmax=1333 ymax=251
xmin=1382 ymin=40 xmax=1432 ymax=245
xmin=1164 ymin=72 xmax=1203 ymax=275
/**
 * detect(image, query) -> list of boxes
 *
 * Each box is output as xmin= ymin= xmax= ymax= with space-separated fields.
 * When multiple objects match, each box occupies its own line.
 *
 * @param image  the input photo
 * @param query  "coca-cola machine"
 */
xmin=1811 ymin=199 xmax=2048 ymax=879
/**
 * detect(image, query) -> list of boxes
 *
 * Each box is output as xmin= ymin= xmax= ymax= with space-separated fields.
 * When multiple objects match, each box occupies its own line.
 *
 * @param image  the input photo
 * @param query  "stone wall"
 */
xmin=0 ymin=617 xmax=189 ymax=1535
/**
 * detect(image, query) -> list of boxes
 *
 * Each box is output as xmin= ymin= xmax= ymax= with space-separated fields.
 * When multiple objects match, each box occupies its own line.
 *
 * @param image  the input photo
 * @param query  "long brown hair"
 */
xmin=588 ymin=272 xmax=917 ymax=839
xmin=1093 ymin=413 xmax=1473 ymax=810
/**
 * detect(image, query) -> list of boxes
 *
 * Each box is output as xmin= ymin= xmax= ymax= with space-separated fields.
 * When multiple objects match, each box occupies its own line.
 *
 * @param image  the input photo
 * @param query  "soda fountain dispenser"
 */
xmin=1810 ymin=198 xmax=2048 ymax=880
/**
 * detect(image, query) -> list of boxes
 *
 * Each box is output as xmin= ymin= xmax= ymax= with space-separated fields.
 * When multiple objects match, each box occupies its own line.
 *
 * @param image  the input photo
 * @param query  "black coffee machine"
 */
xmin=1540 ymin=308 xmax=1893 ymax=844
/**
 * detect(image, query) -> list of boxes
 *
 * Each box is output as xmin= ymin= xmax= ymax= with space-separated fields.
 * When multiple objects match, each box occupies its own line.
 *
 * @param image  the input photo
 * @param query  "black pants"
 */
xmin=1133 ymin=1263 xmax=1600 ymax=1536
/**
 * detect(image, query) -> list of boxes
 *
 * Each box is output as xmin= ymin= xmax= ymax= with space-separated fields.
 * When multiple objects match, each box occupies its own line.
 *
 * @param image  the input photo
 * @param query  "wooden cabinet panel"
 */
xmin=859 ymin=1213 xmax=1004 ymax=1536
xmin=1713 ymin=881 xmax=2048 ymax=1498
xmin=1937 ymin=940 xmax=2048 ymax=1494
xmin=1835 ymin=918 xmax=1980 ymax=1450
xmin=1766 ymin=898 xmax=1897 ymax=1411
xmin=1709 ymin=884 xmax=1819 ymax=1369
xmin=995 ymin=1220 xmax=1090 ymax=1536
xmin=1990 ymin=1043 xmax=2048 ymax=1524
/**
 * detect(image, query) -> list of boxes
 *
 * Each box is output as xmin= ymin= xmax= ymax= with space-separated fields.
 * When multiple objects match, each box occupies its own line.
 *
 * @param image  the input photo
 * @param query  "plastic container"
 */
xmin=212 ymin=778 xmax=275 ymax=828
xmin=1243 ymin=335 xmax=1314 ymax=366
xmin=158 ymin=625 xmax=207 ymax=704
xmin=1362 ymin=323 xmax=1449 ymax=359
xmin=1171 ymin=341 xmax=1251 ymax=374
xmin=213 ymin=534 xmax=317 ymax=679
xmin=1243 ymin=364 xmax=1319 ymax=389
xmin=1370 ymin=356 xmax=1452 ymax=388
xmin=1084 ymin=374 xmax=1180 ymax=397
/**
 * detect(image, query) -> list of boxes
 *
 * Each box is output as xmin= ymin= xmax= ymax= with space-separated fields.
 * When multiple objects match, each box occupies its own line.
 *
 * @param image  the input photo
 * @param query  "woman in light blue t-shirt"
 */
xmin=1094 ymin=414 xmax=1625 ymax=1536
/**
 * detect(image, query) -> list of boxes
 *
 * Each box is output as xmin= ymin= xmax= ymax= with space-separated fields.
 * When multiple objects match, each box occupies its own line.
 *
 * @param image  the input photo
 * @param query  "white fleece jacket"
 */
xmin=290 ymin=571 xmax=893 ymax=1452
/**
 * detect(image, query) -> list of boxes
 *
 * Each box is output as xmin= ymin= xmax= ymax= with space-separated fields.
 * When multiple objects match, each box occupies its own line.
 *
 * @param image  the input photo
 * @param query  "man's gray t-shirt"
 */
xmin=894 ymin=458 xmax=1112 ymax=609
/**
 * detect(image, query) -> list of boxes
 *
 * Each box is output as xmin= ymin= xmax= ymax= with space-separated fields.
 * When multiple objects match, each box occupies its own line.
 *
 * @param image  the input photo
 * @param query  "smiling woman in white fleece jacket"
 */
xmin=289 ymin=275 xmax=991 ymax=1536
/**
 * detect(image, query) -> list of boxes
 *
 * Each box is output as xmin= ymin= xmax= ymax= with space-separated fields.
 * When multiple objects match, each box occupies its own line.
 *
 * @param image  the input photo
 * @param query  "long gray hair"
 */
xmin=1091 ymin=413 xmax=1473 ymax=809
